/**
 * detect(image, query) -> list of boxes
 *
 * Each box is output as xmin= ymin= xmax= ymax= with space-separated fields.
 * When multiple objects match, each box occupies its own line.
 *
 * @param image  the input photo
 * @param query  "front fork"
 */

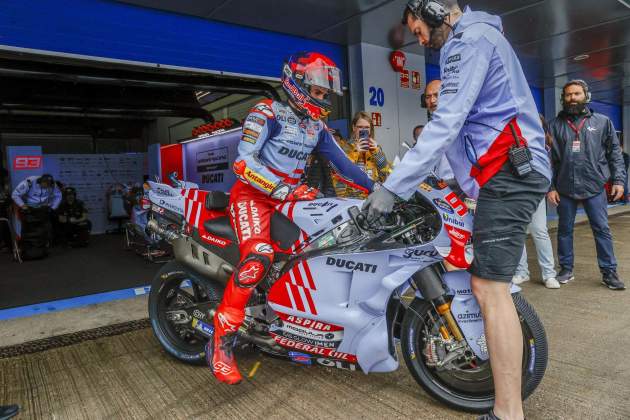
xmin=410 ymin=264 xmax=465 ymax=343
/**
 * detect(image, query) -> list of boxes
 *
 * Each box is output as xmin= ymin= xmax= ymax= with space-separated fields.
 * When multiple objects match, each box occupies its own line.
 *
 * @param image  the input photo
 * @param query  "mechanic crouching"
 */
xmin=11 ymin=174 xmax=62 ymax=256
xmin=57 ymin=187 xmax=91 ymax=247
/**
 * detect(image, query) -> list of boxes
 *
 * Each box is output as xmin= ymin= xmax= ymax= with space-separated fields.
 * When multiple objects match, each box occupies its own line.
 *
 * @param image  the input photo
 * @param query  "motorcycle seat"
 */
xmin=205 ymin=191 xmax=229 ymax=210
xmin=203 ymin=211 xmax=300 ymax=251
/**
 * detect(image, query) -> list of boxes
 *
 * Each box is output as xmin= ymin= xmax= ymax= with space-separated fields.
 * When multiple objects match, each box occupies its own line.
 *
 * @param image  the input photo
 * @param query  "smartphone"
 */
xmin=358 ymin=128 xmax=370 ymax=152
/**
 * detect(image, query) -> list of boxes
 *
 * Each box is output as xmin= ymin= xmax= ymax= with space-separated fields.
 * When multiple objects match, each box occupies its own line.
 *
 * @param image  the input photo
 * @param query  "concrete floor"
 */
xmin=1 ymin=210 xmax=629 ymax=419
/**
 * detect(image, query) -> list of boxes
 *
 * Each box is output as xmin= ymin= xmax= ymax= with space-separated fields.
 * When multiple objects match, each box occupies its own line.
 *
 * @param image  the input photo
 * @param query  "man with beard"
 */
xmin=547 ymin=80 xmax=626 ymax=290
xmin=362 ymin=1 xmax=551 ymax=419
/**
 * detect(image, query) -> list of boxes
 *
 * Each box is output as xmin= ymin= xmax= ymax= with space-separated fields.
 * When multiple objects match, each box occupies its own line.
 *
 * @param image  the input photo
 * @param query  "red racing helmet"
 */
xmin=281 ymin=52 xmax=343 ymax=120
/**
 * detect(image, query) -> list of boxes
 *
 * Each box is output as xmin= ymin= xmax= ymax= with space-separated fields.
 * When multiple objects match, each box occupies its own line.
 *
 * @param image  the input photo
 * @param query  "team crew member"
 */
xmin=56 ymin=187 xmax=91 ymax=247
xmin=547 ymin=80 xmax=626 ymax=290
xmin=362 ymin=2 xmax=551 ymax=419
xmin=11 ymin=174 xmax=62 ymax=210
xmin=329 ymin=111 xmax=392 ymax=198
xmin=208 ymin=52 xmax=374 ymax=385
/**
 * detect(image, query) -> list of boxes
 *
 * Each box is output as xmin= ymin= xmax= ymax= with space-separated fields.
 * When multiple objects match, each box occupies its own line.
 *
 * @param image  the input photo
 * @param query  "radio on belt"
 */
xmin=507 ymin=122 xmax=533 ymax=177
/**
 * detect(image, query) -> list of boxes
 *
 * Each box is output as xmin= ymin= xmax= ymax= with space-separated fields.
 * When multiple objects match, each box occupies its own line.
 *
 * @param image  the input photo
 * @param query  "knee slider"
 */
xmin=235 ymin=242 xmax=274 ymax=287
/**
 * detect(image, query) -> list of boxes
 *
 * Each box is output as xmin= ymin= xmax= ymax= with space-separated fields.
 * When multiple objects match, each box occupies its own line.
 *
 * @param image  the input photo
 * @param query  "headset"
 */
xmin=561 ymin=79 xmax=591 ymax=104
xmin=405 ymin=0 xmax=448 ymax=28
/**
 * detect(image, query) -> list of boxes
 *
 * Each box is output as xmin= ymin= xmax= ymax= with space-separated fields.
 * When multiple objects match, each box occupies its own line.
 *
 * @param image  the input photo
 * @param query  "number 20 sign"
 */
xmin=368 ymin=87 xmax=385 ymax=107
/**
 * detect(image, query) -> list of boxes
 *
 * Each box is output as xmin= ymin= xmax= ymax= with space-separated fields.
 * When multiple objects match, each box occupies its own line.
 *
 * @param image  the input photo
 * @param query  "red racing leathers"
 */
xmin=209 ymin=99 xmax=374 ymax=384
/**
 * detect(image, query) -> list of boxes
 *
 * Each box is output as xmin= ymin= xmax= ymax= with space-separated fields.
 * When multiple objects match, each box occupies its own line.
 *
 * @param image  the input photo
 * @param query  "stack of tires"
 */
xmin=19 ymin=207 xmax=50 ymax=260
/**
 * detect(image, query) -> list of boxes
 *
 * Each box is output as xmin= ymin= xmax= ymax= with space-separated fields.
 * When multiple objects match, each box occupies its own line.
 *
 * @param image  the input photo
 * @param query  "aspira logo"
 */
xmin=326 ymin=257 xmax=377 ymax=273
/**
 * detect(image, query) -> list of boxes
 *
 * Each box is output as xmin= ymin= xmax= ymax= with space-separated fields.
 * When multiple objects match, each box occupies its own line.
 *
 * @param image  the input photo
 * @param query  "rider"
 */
xmin=208 ymin=52 xmax=375 ymax=384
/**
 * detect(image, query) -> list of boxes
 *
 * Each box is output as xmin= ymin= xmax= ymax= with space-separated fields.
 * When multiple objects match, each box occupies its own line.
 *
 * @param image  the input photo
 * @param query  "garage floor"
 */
xmin=1 ymin=213 xmax=629 ymax=419
xmin=0 ymin=234 xmax=161 ymax=309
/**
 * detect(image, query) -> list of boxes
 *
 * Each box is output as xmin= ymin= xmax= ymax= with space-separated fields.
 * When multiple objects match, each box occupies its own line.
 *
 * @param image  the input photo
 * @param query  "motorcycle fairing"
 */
xmin=267 ymin=248 xmax=432 ymax=374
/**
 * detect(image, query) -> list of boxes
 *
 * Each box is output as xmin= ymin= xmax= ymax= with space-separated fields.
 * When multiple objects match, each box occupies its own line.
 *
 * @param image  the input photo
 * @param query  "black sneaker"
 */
xmin=477 ymin=410 xmax=501 ymax=420
xmin=602 ymin=271 xmax=626 ymax=290
xmin=0 ymin=404 xmax=19 ymax=420
xmin=557 ymin=267 xmax=574 ymax=284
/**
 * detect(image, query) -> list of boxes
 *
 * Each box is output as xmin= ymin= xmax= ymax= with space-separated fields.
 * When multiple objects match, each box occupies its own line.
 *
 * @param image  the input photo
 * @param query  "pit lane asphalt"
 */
xmin=1 ymin=212 xmax=629 ymax=419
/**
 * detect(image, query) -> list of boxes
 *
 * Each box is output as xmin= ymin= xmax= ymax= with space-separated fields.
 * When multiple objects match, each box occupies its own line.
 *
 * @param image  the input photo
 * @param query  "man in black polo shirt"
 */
xmin=547 ymin=80 xmax=626 ymax=290
xmin=56 ymin=187 xmax=91 ymax=247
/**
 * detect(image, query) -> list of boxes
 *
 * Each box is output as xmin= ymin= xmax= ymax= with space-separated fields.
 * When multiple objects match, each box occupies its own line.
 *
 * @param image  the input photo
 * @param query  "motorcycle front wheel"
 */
xmin=400 ymin=293 xmax=547 ymax=413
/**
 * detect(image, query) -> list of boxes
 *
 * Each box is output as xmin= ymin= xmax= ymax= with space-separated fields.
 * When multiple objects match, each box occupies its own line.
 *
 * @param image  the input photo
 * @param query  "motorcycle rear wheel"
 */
xmin=148 ymin=261 xmax=223 ymax=365
xmin=400 ymin=292 xmax=547 ymax=413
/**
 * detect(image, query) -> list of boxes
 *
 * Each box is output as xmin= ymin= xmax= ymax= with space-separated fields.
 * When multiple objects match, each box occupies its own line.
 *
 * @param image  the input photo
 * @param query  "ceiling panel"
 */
xmin=116 ymin=0 xmax=630 ymax=103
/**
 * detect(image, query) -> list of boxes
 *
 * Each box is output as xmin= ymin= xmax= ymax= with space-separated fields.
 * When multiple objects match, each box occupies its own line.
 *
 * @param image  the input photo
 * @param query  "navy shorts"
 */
xmin=468 ymin=166 xmax=550 ymax=282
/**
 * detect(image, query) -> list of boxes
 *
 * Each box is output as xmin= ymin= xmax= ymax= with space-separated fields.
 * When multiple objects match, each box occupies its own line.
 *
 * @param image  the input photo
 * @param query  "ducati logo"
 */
xmin=213 ymin=361 xmax=233 ymax=375
xmin=217 ymin=313 xmax=237 ymax=332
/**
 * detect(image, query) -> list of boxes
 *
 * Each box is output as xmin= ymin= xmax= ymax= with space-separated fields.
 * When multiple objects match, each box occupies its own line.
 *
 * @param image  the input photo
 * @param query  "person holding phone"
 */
xmin=329 ymin=111 xmax=392 ymax=198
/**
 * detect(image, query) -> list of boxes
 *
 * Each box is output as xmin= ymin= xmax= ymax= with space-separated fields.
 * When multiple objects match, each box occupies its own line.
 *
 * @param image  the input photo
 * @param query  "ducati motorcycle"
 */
xmin=146 ymin=176 xmax=547 ymax=413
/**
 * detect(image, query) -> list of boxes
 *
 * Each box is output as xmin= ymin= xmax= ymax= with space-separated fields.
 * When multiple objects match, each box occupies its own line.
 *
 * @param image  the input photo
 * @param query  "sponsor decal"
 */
xmin=245 ymin=115 xmax=266 ymax=126
xmin=242 ymin=128 xmax=261 ymax=139
xmin=213 ymin=361 xmax=233 ymax=375
xmin=271 ymin=330 xmax=338 ymax=349
xmin=151 ymin=204 xmax=165 ymax=214
xmin=445 ymin=53 xmax=461 ymax=64
xmin=289 ymin=352 xmax=312 ymax=365
xmin=447 ymin=227 xmax=466 ymax=241
xmin=278 ymin=313 xmax=342 ymax=331
xmin=193 ymin=309 xmax=206 ymax=320
xmin=444 ymin=191 xmax=468 ymax=216
xmin=419 ymin=183 xmax=433 ymax=192
xmin=158 ymin=198 xmax=183 ymax=214
xmin=202 ymin=172 xmax=224 ymax=184
xmin=288 ymin=116 xmax=298 ymax=125
xmin=254 ymin=243 xmax=273 ymax=254
xmin=155 ymin=186 xmax=175 ymax=197
xmin=273 ymin=336 xmax=357 ymax=363
xmin=236 ymin=200 xmax=262 ymax=241
xmin=244 ymin=168 xmax=275 ymax=192
xmin=441 ymin=89 xmax=458 ymax=95
xmin=282 ymin=124 xmax=299 ymax=137
xmin=191 ymin=318 xmax=214 ymax=336
xmin=281 ymin=323 xmax=341 ymax=341
xmin=238 ymin=264 xmax=261 ymax=282
xmin=279 ymin=146 xmax=309 ymax=161
xmin=442 ymin=213 xmax=465 ymax=228
xmin=253 ymin=103 xmax=274 ymax=118
xmin=13 ymin=155 xmax=42 ymax=170
xmin=433 ymin=198 xmax=454 ymax=214
xmin=457 ymin=311 xmax=482 ymax=323
xmin=217 ymin=312 xmax=237 ymax=332
xmin=443 ymin=65 xmax=460 ymax=75
xmin=325 ymin=257 xmax=377 ymax=273
xmin=316 ymin=358 xmax=357 ymax=371
xmin=477 ymin=334 xmax=488 ymax=355
xmin=242 ymin=134 xmax=258 ymax=144
xmin=201 ymin=232 xmax=230 ymax=248
xmin=403 ymin=248 xmax=439 ymax=259
xmin=456 ymin=288 xmax=473 ymax=295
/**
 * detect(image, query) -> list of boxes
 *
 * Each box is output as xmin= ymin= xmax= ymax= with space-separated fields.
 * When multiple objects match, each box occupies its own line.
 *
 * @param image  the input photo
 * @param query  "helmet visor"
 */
xmin=303 ymin=65 xmax=343 ymax=96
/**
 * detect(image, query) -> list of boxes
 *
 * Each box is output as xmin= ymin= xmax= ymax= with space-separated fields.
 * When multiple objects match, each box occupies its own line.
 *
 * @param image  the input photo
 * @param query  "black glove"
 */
xmin=361 ymin=184 xmax=398 ymax=223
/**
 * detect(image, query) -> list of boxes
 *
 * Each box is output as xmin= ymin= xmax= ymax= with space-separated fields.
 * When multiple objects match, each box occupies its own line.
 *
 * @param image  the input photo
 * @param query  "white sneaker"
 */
xmin=543 ymin=277 xmax=561 ymax=289
xmin=512 ymin=274 xmax=530 ymax=285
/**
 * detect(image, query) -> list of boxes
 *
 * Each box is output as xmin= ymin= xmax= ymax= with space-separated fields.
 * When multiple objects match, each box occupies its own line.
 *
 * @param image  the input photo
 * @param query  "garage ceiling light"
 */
xmin=573 ymin=54 xmax=590 ymax=61
xmin=617 ymin=0 xmax=630 ymax=9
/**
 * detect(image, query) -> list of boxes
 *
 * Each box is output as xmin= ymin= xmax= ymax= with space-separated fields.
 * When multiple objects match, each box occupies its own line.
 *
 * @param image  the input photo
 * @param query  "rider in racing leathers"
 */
xmin=207 ymin=52 xmax=375 ymax=384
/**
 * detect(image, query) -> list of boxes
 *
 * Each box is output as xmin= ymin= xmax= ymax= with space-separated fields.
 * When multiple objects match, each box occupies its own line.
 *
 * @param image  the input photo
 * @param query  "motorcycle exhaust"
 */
xmin=146 ymin=219 xmax=181 ymax=242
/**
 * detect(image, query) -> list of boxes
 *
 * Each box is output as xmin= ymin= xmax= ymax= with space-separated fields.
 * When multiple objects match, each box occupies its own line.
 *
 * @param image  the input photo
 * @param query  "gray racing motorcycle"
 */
xmin=146 ymin=177 xmax=547 ymax=413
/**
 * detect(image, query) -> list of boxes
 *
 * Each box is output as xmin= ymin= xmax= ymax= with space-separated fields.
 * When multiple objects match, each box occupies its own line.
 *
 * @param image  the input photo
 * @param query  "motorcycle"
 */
xmin=146 ymin=176 xmax=547 ymax=413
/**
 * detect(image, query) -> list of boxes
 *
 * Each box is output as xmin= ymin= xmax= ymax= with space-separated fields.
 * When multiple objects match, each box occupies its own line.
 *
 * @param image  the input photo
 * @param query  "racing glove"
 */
xmin=361 ymin=183 xmax=398 ymax=223
xmin=271 ymin=183 xmax=320 ymax=201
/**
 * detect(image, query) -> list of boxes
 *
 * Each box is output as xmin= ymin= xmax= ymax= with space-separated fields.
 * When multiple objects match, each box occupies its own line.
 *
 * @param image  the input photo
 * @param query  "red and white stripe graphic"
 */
xmin=268 ymin=260 xmax=318 ymax=315
xmin=181 ymin=188 xmax=205 ymax=228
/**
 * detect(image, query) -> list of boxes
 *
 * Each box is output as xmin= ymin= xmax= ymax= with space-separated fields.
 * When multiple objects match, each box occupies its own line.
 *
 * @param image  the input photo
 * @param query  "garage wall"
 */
xmin=0 ymin=0 xmax=346 ymax=81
